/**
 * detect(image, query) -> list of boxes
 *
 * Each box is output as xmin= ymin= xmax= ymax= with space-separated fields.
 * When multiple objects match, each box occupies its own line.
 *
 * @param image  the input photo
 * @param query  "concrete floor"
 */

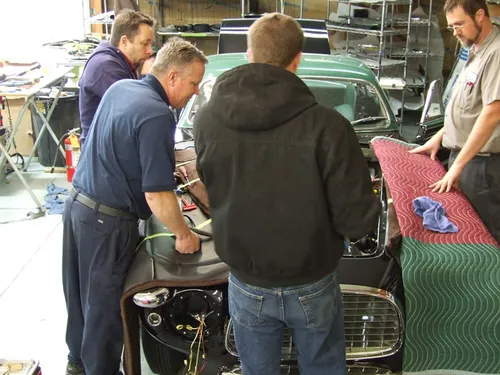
xmin=0 ymin=161 xmax=155 ymax=375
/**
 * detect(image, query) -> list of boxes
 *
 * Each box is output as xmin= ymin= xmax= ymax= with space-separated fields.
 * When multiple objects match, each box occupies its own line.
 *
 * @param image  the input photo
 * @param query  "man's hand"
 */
xmin=407 ymin=128 xmax=460 ymax=192
xmin=409 ymin=135 xmax=442 ymax=160
xmin=175 ymin=231 xmax=201 ymax=254
xmin=146 ymin=191 xmax=201 ymax=254
xmin=430 ymin=163 xmax=462 ymax=193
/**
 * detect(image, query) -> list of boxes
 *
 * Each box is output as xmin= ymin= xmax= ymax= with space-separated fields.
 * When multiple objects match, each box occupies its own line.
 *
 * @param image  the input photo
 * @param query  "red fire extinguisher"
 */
xmin=65 ymin=133 xmax=80 ymax=182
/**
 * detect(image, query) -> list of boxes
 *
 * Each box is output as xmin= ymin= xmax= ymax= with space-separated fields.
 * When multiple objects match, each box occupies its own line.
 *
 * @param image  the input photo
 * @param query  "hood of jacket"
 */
xmin=208 ymin=63 xmax=317 ymax=131
xmin=85 ymin=41 xmax=130 ymax=67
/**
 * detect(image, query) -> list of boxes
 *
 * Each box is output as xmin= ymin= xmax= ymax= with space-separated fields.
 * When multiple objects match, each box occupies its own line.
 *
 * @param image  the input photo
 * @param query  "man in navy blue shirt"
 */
xmin=62 ymin=38 xmax=207 ymax=375
xmin=78 ymin=9 xmax=155 ymax=146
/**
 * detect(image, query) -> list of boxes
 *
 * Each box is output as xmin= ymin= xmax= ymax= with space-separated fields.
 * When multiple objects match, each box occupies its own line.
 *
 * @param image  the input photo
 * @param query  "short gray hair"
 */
xmin=150 ymin=37 xmax=208 ymax=76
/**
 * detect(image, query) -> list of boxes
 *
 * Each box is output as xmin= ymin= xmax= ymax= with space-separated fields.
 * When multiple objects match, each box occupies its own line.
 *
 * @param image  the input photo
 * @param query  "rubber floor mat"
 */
xmin=370 ymin=137 xmax=500 ymax=374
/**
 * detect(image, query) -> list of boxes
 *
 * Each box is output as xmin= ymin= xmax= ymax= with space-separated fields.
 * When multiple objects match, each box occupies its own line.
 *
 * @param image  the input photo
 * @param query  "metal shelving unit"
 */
xmin=326 ymin=0 xmax=413 ymax=119
xmin=486 ymin=0 xmax=500 ymax=26
xmin=326 ymin=0 xmax=413 ymax=78
xmin=88 ymin=10 xmax=114 ymax=25
xmin=325 ymin=23 xmax=407 ymax=35
xmin=86 ymin=0 xmax=114 ymax=37
xmin=403 ymin=0 xmax=434 ymax=94
xmin=86 ymin=10 xmax=113 ymax=40
xmin=392 ymin=16 xmax=432 ymax=25
xmin=326 ymin=0 xmax=436 ymax=122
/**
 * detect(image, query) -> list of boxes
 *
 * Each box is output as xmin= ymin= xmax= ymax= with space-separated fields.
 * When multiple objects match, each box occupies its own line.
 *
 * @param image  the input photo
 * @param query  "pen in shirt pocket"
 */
xmin=464 ymin=80 xmax=474 ymax=92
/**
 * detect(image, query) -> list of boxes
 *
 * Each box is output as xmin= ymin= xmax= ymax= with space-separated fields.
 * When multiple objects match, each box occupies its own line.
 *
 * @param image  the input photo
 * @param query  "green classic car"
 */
xmin=177 ymin=52 xmax=445 ymax=149
xmin=126 ymin=51 xmax=448 ymax=375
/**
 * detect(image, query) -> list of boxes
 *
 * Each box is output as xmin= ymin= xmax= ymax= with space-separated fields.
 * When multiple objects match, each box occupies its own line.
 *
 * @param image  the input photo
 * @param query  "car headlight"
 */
xmin=133 ymin=288 xmax=170 ymax=308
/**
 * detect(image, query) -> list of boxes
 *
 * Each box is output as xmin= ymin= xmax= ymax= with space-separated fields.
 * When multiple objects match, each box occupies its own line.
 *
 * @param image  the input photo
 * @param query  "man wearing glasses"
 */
xmin=411 ymin=0 xmax=500 ymax=244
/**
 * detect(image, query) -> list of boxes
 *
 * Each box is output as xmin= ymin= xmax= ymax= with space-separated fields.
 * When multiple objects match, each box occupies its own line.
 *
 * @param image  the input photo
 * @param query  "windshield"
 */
xmin=187 ymin=79 xmax=215 ymax=125
xmin=303 ymin=78 xmax=389 ymax=126
xmin=183 ymin=77 xmax=388 ymax=128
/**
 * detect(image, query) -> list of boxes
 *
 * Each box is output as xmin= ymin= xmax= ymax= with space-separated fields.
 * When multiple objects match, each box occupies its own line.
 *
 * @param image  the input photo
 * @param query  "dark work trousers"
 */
xmin=450 ymin=151 xmax=500 ymax=245
xmin=62 ymin=195 xmax=139 ymax=375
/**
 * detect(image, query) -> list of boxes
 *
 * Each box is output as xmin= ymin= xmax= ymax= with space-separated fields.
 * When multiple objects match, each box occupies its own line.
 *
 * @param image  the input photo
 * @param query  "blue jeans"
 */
xmin=229 ymin=272 xmax=346 ymax=375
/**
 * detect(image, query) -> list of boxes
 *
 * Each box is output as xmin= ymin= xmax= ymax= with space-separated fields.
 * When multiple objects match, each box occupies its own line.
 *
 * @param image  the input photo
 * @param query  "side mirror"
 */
xmin=419 ymin=79 xmax=444 ymax=124
xmin=412 ymin=79 xmax=445 ymax=142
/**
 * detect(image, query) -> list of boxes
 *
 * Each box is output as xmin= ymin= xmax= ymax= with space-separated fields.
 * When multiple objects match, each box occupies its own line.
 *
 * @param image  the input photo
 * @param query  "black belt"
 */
xmin=70 ymin=188 xmax=137 ymax=220
xmin=451 ymin=150 xmax=499 ymax=157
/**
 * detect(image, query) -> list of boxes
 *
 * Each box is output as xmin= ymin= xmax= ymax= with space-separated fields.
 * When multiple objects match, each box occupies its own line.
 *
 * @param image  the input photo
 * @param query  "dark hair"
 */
xmin=443 ymin=0 xmax=489 ymax=18
xmin=110 ymin=10 xmax=155 ymax=47
xmin=247 ymin=13 xmax=304 ymax=68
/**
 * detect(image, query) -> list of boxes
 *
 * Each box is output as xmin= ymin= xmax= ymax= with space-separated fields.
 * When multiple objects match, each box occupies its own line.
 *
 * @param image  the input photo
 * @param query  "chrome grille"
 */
xmin=343 ymin=285 xmax=402 ymax=358
xmin=346 ymin=363 xmax=394 ymax=374
xmin=225 ymin=285 xmax=403 ymax=361
xmin=218 ymin=365 xmax=298 ymax=375
xmin=219 ymin=363 xmax=392 ymax=375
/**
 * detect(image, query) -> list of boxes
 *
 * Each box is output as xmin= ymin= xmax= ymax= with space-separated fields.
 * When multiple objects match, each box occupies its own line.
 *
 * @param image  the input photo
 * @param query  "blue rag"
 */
xmin=44 ymin=195 xmax=65 ymax=215
xmin=412 ymin=196 xmax=458 ymax=233
xmin=46 ymin=182 xmax=69 ymax=195
xmin=44 ymin=183 xmax=68 ymax=215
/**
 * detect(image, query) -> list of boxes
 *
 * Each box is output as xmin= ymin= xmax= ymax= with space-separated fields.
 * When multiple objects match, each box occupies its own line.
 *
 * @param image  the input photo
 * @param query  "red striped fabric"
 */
xmin=371 ymin=137 xmax=498 ymax=246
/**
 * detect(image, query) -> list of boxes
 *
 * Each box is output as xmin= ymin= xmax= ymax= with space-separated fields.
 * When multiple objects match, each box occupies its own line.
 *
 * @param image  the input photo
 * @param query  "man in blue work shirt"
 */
xmin=62 ymin=37 xmax=207 ymax=375
xmin=78 ymin=9 xmax=155 ymax=146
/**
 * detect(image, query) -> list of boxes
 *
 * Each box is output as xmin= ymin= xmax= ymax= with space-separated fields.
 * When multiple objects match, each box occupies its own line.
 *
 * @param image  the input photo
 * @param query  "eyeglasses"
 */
xmin=447 ymin=24 xmax=464 ymax=32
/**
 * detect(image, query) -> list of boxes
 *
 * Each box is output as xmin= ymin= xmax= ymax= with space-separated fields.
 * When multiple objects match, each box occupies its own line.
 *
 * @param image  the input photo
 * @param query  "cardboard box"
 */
xmin=1 ymin=98 xmax=35 ymax=156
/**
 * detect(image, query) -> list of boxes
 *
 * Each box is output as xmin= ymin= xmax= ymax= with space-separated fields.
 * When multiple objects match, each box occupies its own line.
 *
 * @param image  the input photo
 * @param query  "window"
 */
xmin=304 ymin=78 xmax=388 ymax=126
xmin=181 ymin=76 xmax=389 ymax=130
xmin=187 ymin=79 xmax=215 ymax=125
